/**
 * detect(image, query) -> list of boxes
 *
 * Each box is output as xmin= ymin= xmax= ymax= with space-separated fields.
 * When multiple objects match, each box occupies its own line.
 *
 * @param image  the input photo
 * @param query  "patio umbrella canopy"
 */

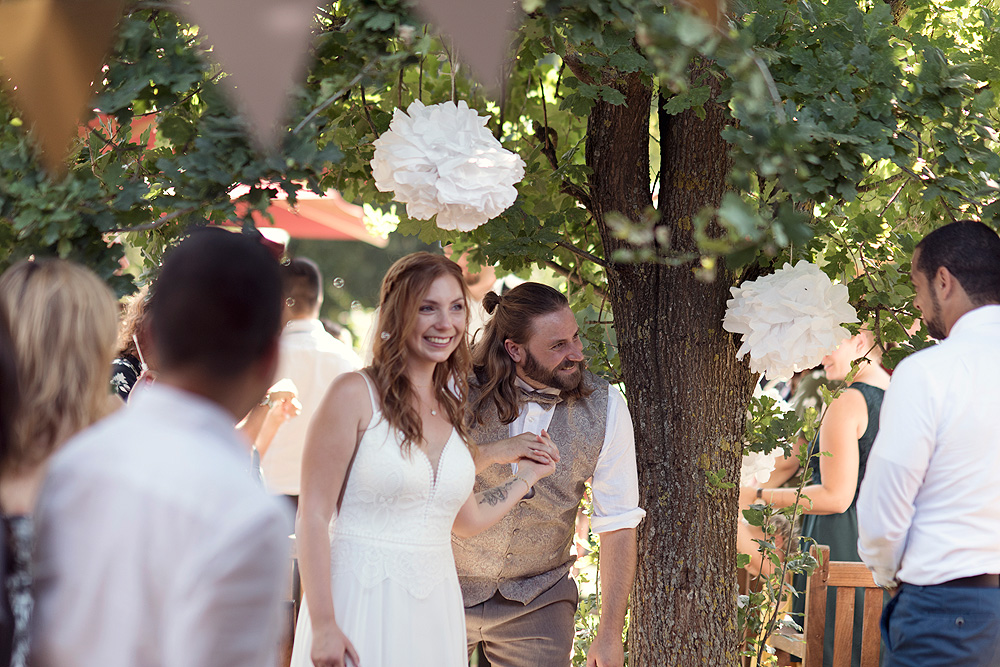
xmin=231 ymin=186 xmax=388 ymax=247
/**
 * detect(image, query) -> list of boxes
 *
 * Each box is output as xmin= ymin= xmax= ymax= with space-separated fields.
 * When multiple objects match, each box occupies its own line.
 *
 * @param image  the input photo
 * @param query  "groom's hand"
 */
xmin=586 ymin=630 xmax=625 ymax=667
xmin=475 ymin=431 xmax=560 ymax=472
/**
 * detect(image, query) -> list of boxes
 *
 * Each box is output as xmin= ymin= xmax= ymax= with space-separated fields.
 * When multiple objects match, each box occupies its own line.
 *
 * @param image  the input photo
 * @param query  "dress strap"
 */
xmin=357 ymin=370 xmax=380 ymax=415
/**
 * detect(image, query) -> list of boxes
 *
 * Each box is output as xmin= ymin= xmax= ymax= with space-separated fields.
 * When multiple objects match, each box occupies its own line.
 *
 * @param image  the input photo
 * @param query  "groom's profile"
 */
xmin=454 ymin=282 xmax=645 ymax=667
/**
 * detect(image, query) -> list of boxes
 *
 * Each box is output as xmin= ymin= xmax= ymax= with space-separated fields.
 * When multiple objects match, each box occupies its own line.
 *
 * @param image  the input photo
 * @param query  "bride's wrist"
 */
xmin=513 ymin=474 xmax=534 ymax=498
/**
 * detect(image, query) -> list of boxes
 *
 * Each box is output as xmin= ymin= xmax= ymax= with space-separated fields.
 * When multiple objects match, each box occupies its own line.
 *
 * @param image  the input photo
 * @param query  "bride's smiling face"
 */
xmin=405 ymin=274 xmax=467 ymax=367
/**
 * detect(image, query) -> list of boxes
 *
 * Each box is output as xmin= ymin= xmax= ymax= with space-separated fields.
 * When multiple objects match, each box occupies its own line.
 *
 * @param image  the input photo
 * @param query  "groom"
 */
xmin=454 ymin=282 xmax=645 ymax=667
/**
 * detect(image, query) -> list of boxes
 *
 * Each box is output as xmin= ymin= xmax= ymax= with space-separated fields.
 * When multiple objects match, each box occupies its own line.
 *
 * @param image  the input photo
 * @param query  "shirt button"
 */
xmin=505 ymin=553 xmax=513 ymax=559
xmin=512 ymin=528 xmax=520 ymax=534
xmin=518 ymin=501 xmax=528 ymax=507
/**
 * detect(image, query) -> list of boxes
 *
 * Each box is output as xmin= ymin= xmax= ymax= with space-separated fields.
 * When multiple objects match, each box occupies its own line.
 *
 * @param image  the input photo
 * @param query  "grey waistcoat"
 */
xmin=453 ymin=371 xmax=608 ymax=606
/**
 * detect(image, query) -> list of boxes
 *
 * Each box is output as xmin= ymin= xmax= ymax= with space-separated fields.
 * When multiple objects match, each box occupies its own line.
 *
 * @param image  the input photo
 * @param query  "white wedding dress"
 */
xmin=289 ymin=375 xmax=474 ymax=667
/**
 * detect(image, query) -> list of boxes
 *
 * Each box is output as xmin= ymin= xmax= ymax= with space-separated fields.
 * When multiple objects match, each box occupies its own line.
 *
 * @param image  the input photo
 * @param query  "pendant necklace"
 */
xmin=417 ymin=385 xmax=438 ymax=416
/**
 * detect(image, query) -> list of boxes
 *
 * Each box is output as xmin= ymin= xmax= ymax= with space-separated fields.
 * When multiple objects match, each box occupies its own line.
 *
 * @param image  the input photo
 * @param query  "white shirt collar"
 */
xmin=129 ymin=383 xmax=243 ymax=454
xmin=283 ymin=318 xmax=325 ymax=335
xmin=948 ymin=304 xmax=1000 ymax=339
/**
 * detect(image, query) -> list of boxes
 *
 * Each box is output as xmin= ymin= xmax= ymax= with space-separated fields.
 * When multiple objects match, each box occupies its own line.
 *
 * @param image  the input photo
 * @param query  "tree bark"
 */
xmin=587 ymin=63 xmax=757 ymax=665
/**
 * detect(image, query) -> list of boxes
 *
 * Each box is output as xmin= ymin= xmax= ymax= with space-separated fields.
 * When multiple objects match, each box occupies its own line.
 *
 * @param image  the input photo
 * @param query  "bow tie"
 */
xmin=518 ymin=387 xmax=563 ymax=411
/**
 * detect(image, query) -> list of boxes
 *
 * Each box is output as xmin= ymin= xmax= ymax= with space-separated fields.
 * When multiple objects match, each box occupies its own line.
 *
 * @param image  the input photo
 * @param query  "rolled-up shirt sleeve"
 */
xmin=590 ymin=384 xmax=646 ymax=534
xmin=857 ymin=358 xmax=935 ymax=587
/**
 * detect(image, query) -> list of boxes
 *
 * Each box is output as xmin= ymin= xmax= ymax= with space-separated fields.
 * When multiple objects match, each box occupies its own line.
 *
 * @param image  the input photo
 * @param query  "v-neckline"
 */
xmin=415 ymin=430 xmax=454 ymax=489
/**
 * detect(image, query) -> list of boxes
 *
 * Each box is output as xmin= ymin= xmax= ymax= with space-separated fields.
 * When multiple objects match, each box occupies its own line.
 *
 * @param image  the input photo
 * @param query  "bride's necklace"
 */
xmin=415 ymin=387 xmax=439 ymax=416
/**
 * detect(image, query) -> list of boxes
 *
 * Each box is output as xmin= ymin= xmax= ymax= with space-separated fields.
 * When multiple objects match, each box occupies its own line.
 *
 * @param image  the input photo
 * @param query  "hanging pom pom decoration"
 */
xmin=723 ymin=261 xmax=859 ymax=381
xmin=740 ymin=385 xmax=792 ymax=486
xmin=371 ymin=100 xmax=525 ymax=232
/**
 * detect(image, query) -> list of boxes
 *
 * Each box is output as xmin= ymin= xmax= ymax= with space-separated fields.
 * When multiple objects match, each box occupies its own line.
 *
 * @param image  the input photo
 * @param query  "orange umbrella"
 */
xmin=231 ymin=185 xmax=387 ymax=247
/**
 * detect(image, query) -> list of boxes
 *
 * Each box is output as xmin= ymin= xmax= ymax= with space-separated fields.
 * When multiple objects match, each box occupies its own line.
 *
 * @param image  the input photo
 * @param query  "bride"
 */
xmin=291 ymin=252 xmax=556 ymax=667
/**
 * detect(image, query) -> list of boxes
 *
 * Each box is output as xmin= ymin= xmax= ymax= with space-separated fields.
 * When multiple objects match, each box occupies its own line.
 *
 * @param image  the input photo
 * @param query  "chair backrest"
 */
xmin=803 ymin=544 xmax=883 ymax=667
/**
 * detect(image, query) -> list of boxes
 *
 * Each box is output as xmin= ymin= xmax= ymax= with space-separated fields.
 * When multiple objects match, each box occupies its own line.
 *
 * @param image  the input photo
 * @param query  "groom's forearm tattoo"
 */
xmin=480 ymin=480 xmax=515 ymax=506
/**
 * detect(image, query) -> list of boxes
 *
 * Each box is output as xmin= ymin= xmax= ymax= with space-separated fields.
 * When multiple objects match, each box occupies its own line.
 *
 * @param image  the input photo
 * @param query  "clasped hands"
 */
xmin=479 ymin=430 xmax=560 ymax=479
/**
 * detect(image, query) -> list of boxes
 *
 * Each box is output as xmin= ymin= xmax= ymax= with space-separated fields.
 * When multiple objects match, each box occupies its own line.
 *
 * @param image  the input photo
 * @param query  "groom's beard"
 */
xmin=521 ymin=349 xmax=583 ymax=392
xmin=924 ymin=286 xmax=948 ymax=340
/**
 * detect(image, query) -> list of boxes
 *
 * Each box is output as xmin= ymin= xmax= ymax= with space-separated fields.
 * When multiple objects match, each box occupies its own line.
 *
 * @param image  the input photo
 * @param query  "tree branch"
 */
xmin=293 ymin=64 xmax=375 ymax=134
xmin=857 ymin=172 xmax=906 ymax=193
xmin=878 ymin=181 xmax=907 ymax=216
xmin=108 ymin=206 xmax=201 ymax=233
xmin=559 ymin=181 xmax=594 ymax=213
xmin=539 ymin=38 xmax=596 ymax=86
xmin=531 ymin=120 xmax=595 ymax=214
xmin=359 ymin=85 xmax=379 ymax=135
xmin=553 ymin=240 xmax=608 ymax=269
xmin=544 ymin=260 xmax=608 ymax=298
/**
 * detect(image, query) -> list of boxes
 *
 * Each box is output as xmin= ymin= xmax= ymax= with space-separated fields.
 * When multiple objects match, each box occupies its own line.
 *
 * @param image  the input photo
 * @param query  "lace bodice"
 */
xmin=330 ymin=376 xmax=475 ymax=598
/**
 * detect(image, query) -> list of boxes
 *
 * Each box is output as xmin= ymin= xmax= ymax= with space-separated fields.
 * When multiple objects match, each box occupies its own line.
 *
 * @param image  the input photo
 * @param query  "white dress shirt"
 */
xmin=511 ymin=379 xmax=646 ymax=533
xmin=857 ymin=305 xmax=1000 ymax=587
xmin=32 ymin=384 xmax=292 ymax=667
xmin=261 ymin=318 xmax=361 ymax=494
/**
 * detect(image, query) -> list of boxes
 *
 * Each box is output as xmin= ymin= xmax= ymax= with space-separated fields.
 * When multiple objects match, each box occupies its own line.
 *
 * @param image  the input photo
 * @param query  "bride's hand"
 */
xmin=483 ymin=431 xmax=560 ymax=467
xmin=311 ymin=625 xmax=361 ymax=667
xmin=516 ymin=446 xmax=557 ymax=485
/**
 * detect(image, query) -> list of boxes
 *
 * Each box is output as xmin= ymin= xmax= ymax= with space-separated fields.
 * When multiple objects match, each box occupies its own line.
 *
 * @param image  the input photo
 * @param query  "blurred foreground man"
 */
xmin=32 ymin=229 xmax=291 ymax=667
xmin=858 ymin=220 xmax=1000 ymax=666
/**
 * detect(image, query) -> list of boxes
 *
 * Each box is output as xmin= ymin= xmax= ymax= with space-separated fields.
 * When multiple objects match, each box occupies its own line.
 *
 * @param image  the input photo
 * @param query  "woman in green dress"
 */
xmin=740 ymin=330 xmax=890 ymax=667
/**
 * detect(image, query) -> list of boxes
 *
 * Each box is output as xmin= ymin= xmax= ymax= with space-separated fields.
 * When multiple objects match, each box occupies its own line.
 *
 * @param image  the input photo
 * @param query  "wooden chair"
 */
xmin=767 ymin=544 xmax=884 ymax=667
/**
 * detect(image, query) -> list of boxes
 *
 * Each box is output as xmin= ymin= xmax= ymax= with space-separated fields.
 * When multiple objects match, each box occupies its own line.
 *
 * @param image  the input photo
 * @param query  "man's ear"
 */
xmin=936 ymin=266 xmax=958 ymax=300
xmin=503 ymin=339 xmax=523 ymax=363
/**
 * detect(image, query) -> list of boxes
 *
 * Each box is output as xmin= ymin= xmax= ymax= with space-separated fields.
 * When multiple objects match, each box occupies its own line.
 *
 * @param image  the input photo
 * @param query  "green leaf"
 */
xmin=662 ymin=85 xmax=711 ymax=116
xmin=599 ymin=86 xmax=626 ymax=105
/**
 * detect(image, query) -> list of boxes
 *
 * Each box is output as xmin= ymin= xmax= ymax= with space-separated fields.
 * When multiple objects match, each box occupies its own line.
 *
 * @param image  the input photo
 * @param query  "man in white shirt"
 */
xmin=857 ymin=220 xmax=1000 ymax=666
xmin=260 ymin=257 xmax=360 ymax=503
xmin=454 ymin=282 xmax=645 ymax=667
xmin=32 ymin=229 xmax=292 ymax=667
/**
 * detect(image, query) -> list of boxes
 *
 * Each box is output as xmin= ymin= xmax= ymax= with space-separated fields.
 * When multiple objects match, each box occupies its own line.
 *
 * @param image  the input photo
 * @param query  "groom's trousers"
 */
xmin=465 ymin=574 xmax=577 ymax=667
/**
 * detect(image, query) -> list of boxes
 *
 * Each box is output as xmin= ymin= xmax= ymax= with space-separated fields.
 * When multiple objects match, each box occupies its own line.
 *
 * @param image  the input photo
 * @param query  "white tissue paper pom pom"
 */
xmin=740 ymin=385 xmax=791 ymax=486
xmin=723 ymin=260 xmax=858 ymax=382
xmin=370 ymin=100 xmax=525 ymax=231
xmin=741 ymin=449 xmax=781 ymax=487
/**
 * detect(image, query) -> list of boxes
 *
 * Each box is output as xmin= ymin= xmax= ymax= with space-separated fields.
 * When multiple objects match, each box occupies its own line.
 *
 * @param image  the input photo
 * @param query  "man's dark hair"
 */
xmin=915 ymin=220 xmax=1000 ymax=306
xmin=281 ymin=257 xmax=323 ymax=316
xmin=151 ymin=228 xmax=283 ymax=378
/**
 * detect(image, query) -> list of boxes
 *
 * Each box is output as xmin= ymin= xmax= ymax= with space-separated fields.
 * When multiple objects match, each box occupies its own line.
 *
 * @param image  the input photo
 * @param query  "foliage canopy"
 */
xmin=3 ymin=0 xmax=1000 ymax=661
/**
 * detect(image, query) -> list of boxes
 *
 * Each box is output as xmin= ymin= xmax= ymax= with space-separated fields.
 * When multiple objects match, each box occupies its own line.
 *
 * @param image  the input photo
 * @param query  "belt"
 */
xmin=931 ymin=574 xmax=1000 ymax=588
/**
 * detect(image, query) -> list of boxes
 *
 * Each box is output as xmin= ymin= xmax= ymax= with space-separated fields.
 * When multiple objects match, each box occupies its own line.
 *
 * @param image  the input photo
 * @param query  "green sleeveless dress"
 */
xmin=791 ymin=382 xmax=885 ymax=667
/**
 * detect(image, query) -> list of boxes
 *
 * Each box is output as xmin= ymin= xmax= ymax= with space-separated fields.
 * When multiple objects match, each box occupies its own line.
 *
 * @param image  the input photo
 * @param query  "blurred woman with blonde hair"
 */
xmin=0 ymin=258 xmax=118 ymax=667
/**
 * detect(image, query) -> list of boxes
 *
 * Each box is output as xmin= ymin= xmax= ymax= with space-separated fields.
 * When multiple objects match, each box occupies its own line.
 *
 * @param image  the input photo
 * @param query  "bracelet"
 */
xmin=513 ymin=475 xmax=532 ymax=497
xmin=755 ymin=487 xmax=763 ymax=500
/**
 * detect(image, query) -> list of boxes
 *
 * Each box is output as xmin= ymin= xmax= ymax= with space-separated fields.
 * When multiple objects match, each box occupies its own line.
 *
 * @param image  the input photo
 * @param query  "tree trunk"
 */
xmin=587 ymin=65 xmax=757 ymax=665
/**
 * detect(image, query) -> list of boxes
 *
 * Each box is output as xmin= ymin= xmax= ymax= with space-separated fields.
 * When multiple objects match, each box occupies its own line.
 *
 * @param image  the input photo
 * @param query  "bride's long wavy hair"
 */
xmin=369 ymin=252 xmax=473 ymax=454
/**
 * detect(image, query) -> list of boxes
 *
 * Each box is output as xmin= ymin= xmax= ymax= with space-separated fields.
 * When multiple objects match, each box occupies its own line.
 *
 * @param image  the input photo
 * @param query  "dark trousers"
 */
xmin=466 ymin=575 xmax=578 ymax=667
xmin=882 ymin=583 xmax=1000 ymax=666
